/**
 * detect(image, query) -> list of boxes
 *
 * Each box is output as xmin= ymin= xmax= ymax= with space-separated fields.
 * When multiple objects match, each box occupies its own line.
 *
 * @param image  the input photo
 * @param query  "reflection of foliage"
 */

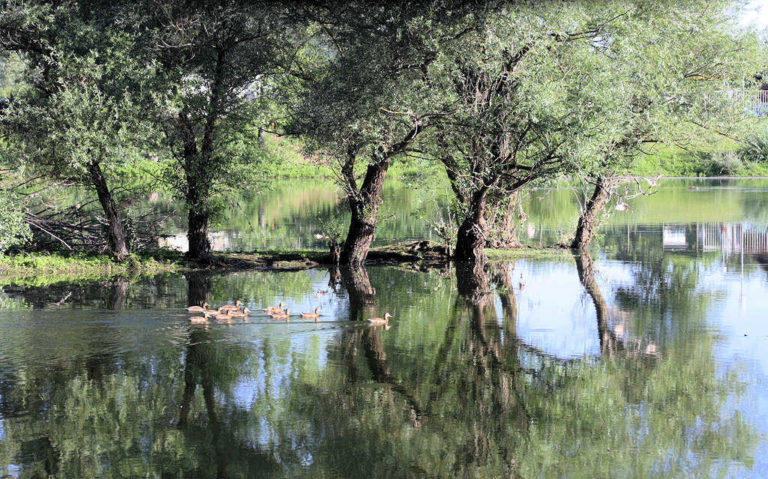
xmin=0 ymin=264 xmax=759 ymax=477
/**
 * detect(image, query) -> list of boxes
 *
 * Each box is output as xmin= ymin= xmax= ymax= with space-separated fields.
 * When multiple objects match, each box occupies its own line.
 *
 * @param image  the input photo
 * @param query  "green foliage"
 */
xmin=0 ymin=3 xmax=160 ymax=182
xmin=737 ymin=130 xmax=768 ymax=163
xmin=0 ymin=191 xmax=30 ymax=253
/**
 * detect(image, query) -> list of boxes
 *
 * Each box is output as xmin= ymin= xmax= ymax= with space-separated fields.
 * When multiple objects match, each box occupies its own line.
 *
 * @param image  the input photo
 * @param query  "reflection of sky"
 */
xmin=510 ymin=251 xmax=768 ymax=475
xmin=515 ymin=261 xmax=600 ymax=358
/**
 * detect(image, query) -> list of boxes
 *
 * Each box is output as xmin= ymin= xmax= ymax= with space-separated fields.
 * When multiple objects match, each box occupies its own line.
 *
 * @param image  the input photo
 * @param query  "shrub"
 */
xmin=699 ymin=151 xmax=743 ymax=176
xmin=737 ymin=132 xmax=768 ymax=164
xmin=0 ymin=192 xmax=30 ymax=254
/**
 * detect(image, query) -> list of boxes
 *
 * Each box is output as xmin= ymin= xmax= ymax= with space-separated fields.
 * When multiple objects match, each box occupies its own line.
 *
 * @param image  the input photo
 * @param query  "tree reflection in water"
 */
xmin=0 ymin=261 xmax=759 ymax=477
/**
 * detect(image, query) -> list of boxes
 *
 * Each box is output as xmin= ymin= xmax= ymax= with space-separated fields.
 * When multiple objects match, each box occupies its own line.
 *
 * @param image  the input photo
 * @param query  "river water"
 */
xmin=1 ymin=179 xmax=767 ymax=477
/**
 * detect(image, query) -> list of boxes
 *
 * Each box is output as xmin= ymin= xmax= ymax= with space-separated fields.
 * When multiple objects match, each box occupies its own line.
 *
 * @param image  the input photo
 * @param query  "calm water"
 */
xmin=1 ymin=179 xmax=768 ymax=477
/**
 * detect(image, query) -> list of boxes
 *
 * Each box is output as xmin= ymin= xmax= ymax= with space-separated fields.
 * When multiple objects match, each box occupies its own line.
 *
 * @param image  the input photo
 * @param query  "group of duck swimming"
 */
xmin=185 ymin=301 xmax=393 ymax=326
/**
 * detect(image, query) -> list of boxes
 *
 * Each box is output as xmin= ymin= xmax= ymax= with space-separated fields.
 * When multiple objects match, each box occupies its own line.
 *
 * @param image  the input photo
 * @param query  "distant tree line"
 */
xmin=0 ymin=0 xmax=764 ymax=267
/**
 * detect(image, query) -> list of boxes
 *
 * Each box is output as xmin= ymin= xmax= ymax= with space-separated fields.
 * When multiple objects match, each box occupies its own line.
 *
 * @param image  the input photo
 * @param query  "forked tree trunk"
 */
xmin=340 ymin=158 xmax=391 ymax=266
xmin=455 ymin=190 xmax=488 ymax=265
xmin=571 ymin=176 xmax=611 ymax=250
xmin=87 ymin=160 xmax=130 ymax=261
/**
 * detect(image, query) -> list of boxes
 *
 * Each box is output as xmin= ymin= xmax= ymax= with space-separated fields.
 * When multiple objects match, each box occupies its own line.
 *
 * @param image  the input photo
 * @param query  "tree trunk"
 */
xmin=488 ymin=192 xmax=523 ymax=249
xmin=340 ymin=158 xmax=391 ymax=266
xmin=340 ymin=264 xmax=376 ymax=320
xmin=87 ymin=160 xmax=130 ymax=261
xmin=455 ymin=259 xmax=489 ymax=303
xmin=455 ymin=190 xmax=488 ymax=265
xmin=187 ymin=208 xmax=211 ymax=263
xmin=571 ymin=176 xmax=611 ymax=250
xmin=329 ymin=239 xmax=341 ymax=266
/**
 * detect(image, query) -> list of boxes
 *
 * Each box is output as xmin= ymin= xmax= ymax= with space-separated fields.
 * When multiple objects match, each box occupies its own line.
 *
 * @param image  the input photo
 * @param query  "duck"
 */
xmin=301 ymin=307 xmax=322 ymax=320
xmin=260 ymin=302 xmax=286 ymax=315
xmin=215 ymin=312 xmax=232 ymax=322
xmin=218 ymin=300 xmax=243 ymax=313
xmin=367 ymin=313 xmax=393 ymax=326
xmin=189 ymin=314 xmax=209 ymax=324
xmin=271 ymin=309 xmax=290 ymax=320
xmin=229 ymin=307 xmax=250 ymax=319
xmin=186 ymin=302 xmax=209 ymax=313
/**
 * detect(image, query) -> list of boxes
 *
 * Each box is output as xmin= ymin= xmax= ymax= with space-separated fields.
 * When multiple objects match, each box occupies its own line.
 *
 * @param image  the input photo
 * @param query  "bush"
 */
xmin=698 ymin=151 xmax=743 ymax=176
xmin=737 ymin=133 xmax=768 ymax=164
xmin=0 ymin=192 xmax=30 ymax=254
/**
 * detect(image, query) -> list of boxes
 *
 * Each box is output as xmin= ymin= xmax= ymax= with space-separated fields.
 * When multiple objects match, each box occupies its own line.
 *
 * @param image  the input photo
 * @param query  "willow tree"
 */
xmin=292 ymin=2 xmax=486 ymax=266
xmin=142 ymin=0 xmax=294 ymax=262
xmin=425 ymin=3 xmax=622 ymax=268
xmin=570 ymin=0 xmax=764 ymax=250
xmin=0 ymin=2 xmax=156 ymax=260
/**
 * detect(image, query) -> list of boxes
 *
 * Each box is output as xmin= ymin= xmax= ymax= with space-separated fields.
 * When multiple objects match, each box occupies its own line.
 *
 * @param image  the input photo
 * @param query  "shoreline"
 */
xmin=0 ymin=243 xmax=570 ymax=287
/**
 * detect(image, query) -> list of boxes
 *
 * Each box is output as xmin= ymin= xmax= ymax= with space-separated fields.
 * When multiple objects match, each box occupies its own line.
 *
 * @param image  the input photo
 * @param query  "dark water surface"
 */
xmin=2 ymin=179 xmax=768 ymax=477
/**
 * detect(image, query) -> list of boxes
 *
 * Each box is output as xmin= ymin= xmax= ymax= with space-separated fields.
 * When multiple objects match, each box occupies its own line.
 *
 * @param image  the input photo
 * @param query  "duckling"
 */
xmin=301 ymin=307 xmax=322 ymax=320
xmin=186 ymin=302 xmax=209 ymax=313
xmin=215 ymin=312 xmax=232 ymax=322
xmin=190 ymin=315 xmax=209 ymax=324
xmin=229 ymin=307 xmax=250 ymax=319
xmin=367 ymin=313 xmax=393 ymax=326
xmin=261 ymin=302 xmax=286 ymax=315
xmin=219 ymin=300 xmax=243 ymax=313
xmin=271 ymin=309 xmax=290 ymax=320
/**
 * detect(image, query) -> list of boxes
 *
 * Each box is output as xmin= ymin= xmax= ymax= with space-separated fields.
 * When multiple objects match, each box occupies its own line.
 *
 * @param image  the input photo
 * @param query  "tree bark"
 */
xmin=179 ymin=110 xmax=213 ymax=263
xmin=488 ymin=192 xmax=523 ymax=249
xmin=571 ymin=176 xmax=611 ymax=250
xmin=340 ymin=157 xmax=391 ymax=266
xmin=455 ymin=189 xmax=488 ymax=265
xmin=329 ymin=238 xmax=341 ymax=266
xmin=187 ymin=208 xmax=211 ymax=263
xmin=87 ymin=160 xmax=130 ymax=261
xmin=340 ymin=264 xmax=376 ymax=321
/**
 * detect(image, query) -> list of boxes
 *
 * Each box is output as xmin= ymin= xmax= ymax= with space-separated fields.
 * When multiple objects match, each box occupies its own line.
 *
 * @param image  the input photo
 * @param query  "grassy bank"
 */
xmin=0 ymin=244 xmax=568 ymax=287
xmin=629 ymin=142 xmax=768 ymax=177
xmin=0 ymin=253 xmax=181 ymax=287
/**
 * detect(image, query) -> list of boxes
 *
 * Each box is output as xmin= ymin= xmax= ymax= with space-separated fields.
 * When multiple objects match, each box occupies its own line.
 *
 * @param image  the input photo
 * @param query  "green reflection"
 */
xmin=0 ymin=257 xmax=760 ymax=477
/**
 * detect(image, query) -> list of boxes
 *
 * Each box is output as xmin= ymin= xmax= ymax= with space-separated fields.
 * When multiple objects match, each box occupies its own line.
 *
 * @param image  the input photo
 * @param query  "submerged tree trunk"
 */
xmin=571 ymin=176 xmax=612 ymax=250
xmin=455 ymin=190 xmax=488 ymax=265
xmin=87 ymin=160 xmax=130 ymax=261
xmin=340 ymin=264 xmax=376 ymax=320
xmin=340 ymin=157 xmax=391 ymax=266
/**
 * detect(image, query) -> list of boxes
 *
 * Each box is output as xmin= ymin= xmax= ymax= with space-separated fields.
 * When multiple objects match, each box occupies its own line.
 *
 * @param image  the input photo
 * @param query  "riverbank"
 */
xmin=0 ymin=243 xmax=570 ymax=287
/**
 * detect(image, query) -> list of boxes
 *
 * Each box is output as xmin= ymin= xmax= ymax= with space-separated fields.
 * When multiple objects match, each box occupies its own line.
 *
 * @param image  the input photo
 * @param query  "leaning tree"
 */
xmin=570 ymin=0 xmax=764 ymax=250
xmin=0 ymin=1 xmax=157 ymax=260
xmin=291 ymin=1 xmax=490 ymax=266
xmin=424 ymin=2 xmax=625 ymax=271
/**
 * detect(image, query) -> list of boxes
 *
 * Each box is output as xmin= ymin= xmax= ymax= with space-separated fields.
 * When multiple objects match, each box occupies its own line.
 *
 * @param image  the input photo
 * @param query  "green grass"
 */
xmin=630 ymin=143 xmax=768 ymax=177
xmin=487 ymin=247 xmax=570 ymax=260
xmin=0 ymin=252 xmax=180 ymax=287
